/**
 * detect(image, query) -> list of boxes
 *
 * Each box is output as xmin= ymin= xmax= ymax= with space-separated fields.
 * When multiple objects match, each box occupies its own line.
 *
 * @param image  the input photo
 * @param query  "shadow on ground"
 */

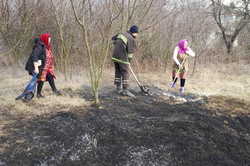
xmin=0 ymin=86 xmax=250 ymax=166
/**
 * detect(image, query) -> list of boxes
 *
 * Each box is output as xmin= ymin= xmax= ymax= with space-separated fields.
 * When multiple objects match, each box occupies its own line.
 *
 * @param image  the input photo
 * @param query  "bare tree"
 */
xmin=0 ymin=0 xmax=38 ymax=63
xmin=70 ymin=0 xmax=120 ymax=104
xmin=50 ymin=0 xmax=75 ymax=80
xmin=1 ymin=0 xmax=249 ymax=77
xmin=210 ymin=0 xmax=250 ymax=54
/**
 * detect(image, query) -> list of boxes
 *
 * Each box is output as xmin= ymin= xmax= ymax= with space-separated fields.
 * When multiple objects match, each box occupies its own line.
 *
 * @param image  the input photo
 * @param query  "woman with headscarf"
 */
xmin=171 ymin=39 xmax=195 ymax=94
xmin=36 ymin=33 xmax=61 ymax=98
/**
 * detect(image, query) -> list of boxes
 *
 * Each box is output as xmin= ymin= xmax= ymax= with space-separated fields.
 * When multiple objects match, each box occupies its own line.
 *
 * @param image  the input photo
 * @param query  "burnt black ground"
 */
xmin=0 ymin=86 xmax=250 ymax=166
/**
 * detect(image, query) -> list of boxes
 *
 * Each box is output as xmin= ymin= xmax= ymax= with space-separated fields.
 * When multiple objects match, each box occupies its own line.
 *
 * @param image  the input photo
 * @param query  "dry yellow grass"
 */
xmin=130 ymin=63 xmax=250 ymax=102
xmin=0 ymin=62 xmax=249 ymax=117
xmin=188 ymin=63 xmax=250 ymax=101
xmin=0 ymin=69 xmax=91 ymax=116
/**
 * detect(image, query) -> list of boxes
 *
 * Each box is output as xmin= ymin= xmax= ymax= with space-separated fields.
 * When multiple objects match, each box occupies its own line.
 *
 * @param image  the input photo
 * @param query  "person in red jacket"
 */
xmin=36 ymin=33 xmax=61 ymax=98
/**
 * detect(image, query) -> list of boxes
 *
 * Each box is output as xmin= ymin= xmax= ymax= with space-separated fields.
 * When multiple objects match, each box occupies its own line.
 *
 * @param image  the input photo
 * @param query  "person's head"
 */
xmin=32 ymin=38 xmax=39 ymax=47
xmin=178 ymin=39 xmax=188 ymax=54
xmin=178 ymin=39 xmax=188 ymax=49
xmin=40 ymin=33 xmax=51 ymax=49
xmin=33 ymin=38 xmax=40 ymax=44
xmin=129 ymin=25 xmax=139 ymax=38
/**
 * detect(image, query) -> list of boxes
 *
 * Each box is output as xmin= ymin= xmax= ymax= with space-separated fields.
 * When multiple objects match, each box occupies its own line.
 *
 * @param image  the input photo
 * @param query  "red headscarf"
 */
xmin=40 ymin=33 xmax=51 ymax=49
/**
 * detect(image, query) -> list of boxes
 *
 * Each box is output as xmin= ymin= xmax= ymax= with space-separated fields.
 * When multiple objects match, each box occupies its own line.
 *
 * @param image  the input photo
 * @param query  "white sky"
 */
xmin=223 ymin=0 xmax=232 ymax=5
xmin=223 ymin=0 xmax=242 ymax=6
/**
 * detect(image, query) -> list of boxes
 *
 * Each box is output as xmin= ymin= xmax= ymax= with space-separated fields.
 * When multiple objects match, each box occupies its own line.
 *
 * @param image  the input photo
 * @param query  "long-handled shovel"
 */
xmin=129 ymin=64 xmax=150 ymax=95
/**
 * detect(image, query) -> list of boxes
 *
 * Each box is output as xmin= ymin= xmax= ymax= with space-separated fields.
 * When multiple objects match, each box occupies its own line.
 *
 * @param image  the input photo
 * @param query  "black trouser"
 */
xmin=114 ymin=62 xmax=129 ymax=89
xmin=37 ymin=73 xmax=57 ymax=95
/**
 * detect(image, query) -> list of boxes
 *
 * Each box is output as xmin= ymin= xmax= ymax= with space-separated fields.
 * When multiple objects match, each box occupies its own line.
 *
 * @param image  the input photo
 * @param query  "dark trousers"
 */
xmin=37 ymin=73 xmax=57 ymax=95
xmin=114 ymin=62 xmax=129 ymax=89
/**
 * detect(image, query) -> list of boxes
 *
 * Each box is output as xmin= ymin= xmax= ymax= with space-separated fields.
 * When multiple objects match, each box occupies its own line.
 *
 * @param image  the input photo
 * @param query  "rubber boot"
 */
xmin=47 ymin=76 xmax=62 ymax=96
xmin=179 ymin=87 xmax=185 ymax=94
xmin=37 ymin=81 xmax=45 ymax=98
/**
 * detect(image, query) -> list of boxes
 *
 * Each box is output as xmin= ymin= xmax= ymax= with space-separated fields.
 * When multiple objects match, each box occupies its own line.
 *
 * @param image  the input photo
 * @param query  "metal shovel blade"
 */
xmin=139 ymin=85 xmax=151 ymax=95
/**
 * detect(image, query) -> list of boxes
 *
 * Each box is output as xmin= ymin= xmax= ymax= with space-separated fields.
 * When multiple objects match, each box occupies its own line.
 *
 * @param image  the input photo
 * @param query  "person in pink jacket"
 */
xmin=171 ymin=39 xmax=195 ymax=94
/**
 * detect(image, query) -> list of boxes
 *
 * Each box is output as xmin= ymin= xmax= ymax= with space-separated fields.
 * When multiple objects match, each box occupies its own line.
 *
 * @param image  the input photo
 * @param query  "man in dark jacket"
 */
xmin=112 ymin=25 xmax=139 ymax=97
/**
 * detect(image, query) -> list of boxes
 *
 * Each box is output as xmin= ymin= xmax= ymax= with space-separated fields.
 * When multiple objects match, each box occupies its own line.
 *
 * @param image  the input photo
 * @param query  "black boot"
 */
xmin=48 ymin=76 xmax=62 ymax=96
xmin=53 ymin=90 xmax=62 ymax=96
xmin=37 ymin=81 xmax=45 ymax=98
xmin=116 ymin=84 xmax=123 ymax=94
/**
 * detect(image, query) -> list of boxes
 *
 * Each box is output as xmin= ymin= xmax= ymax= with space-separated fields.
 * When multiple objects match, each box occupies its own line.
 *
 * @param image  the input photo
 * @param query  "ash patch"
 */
xmin=0 ymin=87 xmax=250 ymax=166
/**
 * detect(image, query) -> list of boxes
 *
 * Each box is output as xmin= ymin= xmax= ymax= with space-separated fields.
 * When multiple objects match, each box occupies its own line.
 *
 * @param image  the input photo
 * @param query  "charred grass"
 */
xmin=0 ymin=88 xmax=250 ymax=166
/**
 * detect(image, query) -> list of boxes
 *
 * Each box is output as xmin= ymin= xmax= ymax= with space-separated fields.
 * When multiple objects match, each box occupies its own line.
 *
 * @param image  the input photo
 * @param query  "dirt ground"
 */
xmin=0 ymin=84 xmax=250 ymax=166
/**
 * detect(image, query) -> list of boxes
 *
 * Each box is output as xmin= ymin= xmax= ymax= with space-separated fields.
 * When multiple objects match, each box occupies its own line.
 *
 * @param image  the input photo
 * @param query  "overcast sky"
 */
xmin=223 ymin=0 xmax=232 ymax=5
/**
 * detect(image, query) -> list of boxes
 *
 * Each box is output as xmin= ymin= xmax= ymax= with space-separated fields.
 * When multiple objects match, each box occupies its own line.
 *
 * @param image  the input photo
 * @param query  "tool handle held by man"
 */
xmin=129 ymin=64 xmax=150 ymax=95
xmin=129 ymin=64 xmax=141 ymax=87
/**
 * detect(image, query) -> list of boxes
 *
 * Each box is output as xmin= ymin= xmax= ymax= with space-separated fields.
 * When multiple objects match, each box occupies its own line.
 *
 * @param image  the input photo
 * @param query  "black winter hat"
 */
xmin=129 ymin=25 xmax=139 ymax=33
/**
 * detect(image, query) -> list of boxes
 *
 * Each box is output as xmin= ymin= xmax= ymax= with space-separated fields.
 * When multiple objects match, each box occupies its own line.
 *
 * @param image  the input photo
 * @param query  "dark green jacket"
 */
xmin=112 ymin=31 xmax=137 ymax=64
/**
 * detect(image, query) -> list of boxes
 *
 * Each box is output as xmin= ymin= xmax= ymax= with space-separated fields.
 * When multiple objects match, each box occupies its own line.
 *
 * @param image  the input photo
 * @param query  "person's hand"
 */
xmin=34 ymin=67 xmax=39 ymax=74
xmin=178 ymin=64 xmax=183 ymax=69
xmin=34 ymin=61 xmax=41 ymax=74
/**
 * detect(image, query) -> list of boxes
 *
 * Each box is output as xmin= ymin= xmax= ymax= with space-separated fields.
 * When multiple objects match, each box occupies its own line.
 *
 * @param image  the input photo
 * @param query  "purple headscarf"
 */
xmin=178 ymin=39 xmax=188 ymax=54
